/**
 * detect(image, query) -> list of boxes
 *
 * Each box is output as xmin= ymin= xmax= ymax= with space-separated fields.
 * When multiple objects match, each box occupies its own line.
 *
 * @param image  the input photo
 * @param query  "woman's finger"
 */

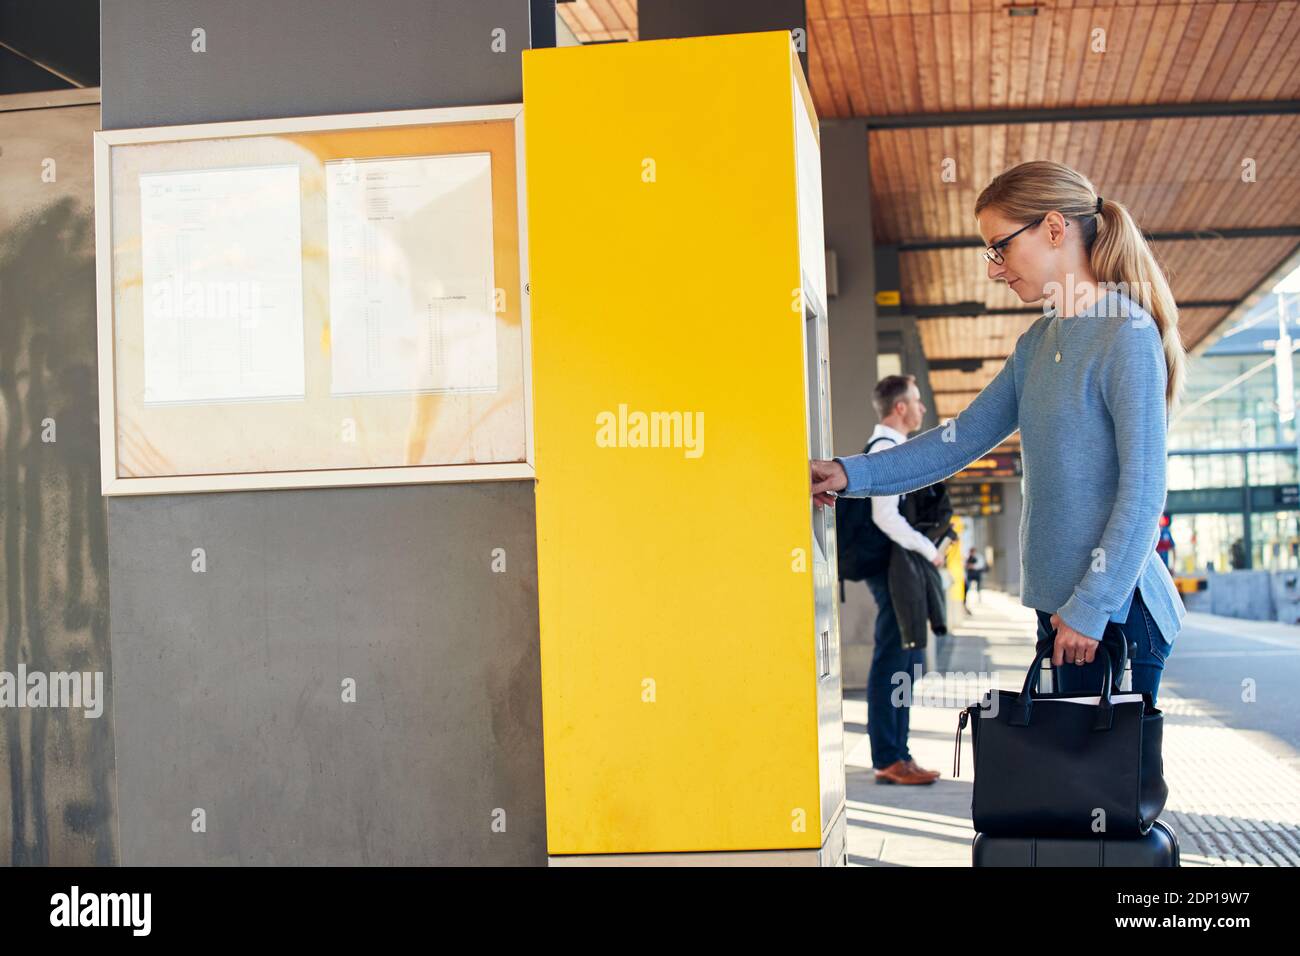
xmin=1064 ymin=635 xmax=1083 ymax=665
xmin=1051 ymin=635 xmax=1065 ymax=668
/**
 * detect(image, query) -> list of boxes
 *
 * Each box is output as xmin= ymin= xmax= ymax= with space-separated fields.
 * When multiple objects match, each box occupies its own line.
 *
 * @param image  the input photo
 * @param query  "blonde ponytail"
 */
xmin=1091 ymin=197 xmax=1186 ymax=415
xmin=975 ymin=161 xmax=1187 ymax=416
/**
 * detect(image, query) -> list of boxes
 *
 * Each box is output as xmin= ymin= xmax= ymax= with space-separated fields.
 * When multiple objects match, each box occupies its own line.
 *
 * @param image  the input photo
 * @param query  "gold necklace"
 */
xmin=1053 ymin=311 xmax=1079 ymax=363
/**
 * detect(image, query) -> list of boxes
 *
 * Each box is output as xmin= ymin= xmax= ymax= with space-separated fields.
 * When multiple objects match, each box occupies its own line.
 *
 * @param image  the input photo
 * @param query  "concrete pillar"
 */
xmin=822 ymin=121 xmax=879 ymax=459
xmin=100 ymin=0 xmax=549 ymax=865
xmin=818 ymin=121 xmax=884 ymax=688
xmin=989 ymin=479 xmax=1024 ymax=595
xmin=639 ymin=0 xmax=809 ymax=77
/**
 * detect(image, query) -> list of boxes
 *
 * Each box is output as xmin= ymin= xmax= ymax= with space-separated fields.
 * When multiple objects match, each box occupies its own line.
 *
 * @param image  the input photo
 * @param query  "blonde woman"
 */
xmin=812 ymin=160 xmax=1188 ymax=704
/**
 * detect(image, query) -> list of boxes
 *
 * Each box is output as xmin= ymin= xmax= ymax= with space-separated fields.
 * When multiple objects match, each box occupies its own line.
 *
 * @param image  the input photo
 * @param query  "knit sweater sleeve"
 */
xmin=1055 ymin=317 xmax=1168 ymax=640
xmin=833 ymin=343 xmax=1022 ymax=498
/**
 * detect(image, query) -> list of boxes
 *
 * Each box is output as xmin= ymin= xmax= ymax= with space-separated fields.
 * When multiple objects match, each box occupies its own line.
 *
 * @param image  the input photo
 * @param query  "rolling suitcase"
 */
xmin=966 ymin=637 xmax=1179 ymax=866
xmin=972 ymin=819 xmax=1180 ymax=867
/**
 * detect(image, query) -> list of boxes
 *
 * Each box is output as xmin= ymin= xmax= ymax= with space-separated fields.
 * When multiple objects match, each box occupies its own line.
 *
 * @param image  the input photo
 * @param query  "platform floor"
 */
xmin=844 ymin=589 xmax=1300 ymax=866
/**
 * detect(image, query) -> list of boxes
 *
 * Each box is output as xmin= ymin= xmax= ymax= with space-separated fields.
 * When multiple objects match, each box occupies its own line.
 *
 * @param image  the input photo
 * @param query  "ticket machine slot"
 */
xmin=804 ymin=291 xmax=835 ymax=680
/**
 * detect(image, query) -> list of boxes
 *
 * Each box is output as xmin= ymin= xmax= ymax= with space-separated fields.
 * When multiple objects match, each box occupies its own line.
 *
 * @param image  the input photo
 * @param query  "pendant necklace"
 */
xmin=1053 ymin=308 xmax=1078 ymax=363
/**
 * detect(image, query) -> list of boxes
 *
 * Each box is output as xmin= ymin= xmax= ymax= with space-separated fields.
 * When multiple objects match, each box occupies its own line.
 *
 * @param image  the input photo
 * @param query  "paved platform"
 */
xmin=844 ymin=589 xmax=1300 ymax=866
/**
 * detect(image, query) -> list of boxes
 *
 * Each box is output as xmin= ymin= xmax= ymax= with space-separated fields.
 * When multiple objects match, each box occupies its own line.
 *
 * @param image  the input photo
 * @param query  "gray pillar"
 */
xmin=821 ymin=120 xmax=878 ymax=459
xmin=819 ymin=120 xmax=880 ymax=689
xmin=989 ymin=480 xmax=1024 ymax=596
xmin=100 ymin=0 xmax=547 ymax=865
xmin=639 ymin=0 xmax=808 ymax=77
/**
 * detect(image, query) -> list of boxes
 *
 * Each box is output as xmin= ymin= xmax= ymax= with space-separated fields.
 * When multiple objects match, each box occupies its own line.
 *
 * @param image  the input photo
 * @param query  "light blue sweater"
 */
xmin=835 ymin=290 xmax=1186 ymax=646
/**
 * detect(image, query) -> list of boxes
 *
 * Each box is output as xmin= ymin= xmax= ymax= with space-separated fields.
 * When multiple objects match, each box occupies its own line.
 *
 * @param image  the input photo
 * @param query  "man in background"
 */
xmin=859 ymin=375 xmax=945 ymax=786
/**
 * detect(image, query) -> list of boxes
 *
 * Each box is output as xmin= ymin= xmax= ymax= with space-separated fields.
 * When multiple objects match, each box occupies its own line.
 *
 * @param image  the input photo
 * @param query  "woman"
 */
xmin=811 ymin=160 xmax=1187 ymax=704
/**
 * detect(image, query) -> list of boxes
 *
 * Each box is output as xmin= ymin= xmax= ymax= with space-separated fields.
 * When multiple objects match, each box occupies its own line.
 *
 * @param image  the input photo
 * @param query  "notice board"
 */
xmin=94 ymin=104 xmax=532 ymax=494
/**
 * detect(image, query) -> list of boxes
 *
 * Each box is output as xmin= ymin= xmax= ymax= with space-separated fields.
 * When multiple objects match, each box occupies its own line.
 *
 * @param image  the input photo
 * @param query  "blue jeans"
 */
xmin=1034 ymin=586 xmax=1174 ymax=706
xmin=865 ymin=572 xmax=925 ymax=769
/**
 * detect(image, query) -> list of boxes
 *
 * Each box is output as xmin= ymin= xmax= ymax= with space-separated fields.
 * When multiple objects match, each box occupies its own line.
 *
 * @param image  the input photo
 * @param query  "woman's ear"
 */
xmin=1044 ymin=210 xmax=1068 ymax=247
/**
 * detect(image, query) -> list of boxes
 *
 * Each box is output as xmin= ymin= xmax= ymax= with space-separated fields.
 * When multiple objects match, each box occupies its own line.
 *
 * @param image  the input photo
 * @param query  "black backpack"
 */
xmin=834 ymin=436 xmax=899 ymax=581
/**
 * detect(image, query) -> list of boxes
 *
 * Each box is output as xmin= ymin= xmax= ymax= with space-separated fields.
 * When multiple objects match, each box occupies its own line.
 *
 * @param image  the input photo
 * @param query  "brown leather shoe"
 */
xmin=904 ymin=759 xmax=941 ymax=780
xmin=874 ymin=759 xmax=937 ymax=785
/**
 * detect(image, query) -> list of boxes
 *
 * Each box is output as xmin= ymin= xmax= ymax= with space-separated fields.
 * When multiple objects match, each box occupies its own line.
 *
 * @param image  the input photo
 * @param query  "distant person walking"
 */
xmin=813 ymin=160 xmax=1188 ymax=705
xmin=1156 ymin=517 xmax=1175 ymax=571
xmin=963 ymin=548 xmax=986 ymax=609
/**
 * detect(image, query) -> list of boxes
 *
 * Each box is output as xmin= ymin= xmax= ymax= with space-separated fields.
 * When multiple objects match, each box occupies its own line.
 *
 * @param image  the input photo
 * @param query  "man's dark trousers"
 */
xmin=864 ymin=571 xmax=925 ymax=770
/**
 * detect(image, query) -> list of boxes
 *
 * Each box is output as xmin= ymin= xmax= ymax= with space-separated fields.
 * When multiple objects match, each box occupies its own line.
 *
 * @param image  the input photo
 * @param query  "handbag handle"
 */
xmin=1010 ymin=633 xmax=1116 ymax=732
xmin=1032 ymin=629 xmax=1129 ymax=683
xmin=1037 ymin=619 xmax=1130 ymax=688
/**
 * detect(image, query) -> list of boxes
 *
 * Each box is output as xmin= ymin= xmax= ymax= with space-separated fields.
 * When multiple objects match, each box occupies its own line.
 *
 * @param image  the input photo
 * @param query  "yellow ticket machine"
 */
xmin=524 ymin=30 xmax=845 ymax=864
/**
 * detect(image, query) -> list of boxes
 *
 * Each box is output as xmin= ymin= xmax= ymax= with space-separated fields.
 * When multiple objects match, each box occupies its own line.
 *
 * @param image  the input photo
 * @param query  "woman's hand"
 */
xmin=1049 ymin=612 xmax=1101 ymax=666
xmin=811 ymin=459 xmax=848 ymax=507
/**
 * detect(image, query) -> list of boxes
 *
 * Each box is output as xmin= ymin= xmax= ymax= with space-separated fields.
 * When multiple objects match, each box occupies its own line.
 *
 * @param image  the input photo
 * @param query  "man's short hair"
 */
xmin=873 ymin=374 xmax=916 ymax=419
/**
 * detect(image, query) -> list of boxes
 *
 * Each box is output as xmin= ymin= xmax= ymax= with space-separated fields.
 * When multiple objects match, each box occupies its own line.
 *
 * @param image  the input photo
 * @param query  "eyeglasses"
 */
xmin=982 ymin=216 xmax=1045 ymax=265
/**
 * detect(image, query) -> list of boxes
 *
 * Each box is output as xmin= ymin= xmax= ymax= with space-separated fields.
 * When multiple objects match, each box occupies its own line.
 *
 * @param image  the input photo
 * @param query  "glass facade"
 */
xmin=1166 ymin=285 xmax=1300 ymax=573
xmin=1167 ymin=512 xmax=1242 ymax=575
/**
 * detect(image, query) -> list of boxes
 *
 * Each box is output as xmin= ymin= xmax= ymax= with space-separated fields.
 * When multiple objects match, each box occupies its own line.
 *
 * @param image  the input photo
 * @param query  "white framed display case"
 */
xmin=94 ymin=103 xmax=533 ymax=495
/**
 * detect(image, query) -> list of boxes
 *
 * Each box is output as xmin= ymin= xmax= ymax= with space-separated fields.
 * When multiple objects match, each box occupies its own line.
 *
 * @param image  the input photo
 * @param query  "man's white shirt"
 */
xmin=867 ymin=423 xmax=939 ymax=562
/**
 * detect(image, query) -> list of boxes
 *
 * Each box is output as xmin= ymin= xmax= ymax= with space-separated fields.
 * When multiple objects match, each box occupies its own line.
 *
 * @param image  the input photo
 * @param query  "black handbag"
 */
xmin=954 ymin=632 xmax=1168 ymax=838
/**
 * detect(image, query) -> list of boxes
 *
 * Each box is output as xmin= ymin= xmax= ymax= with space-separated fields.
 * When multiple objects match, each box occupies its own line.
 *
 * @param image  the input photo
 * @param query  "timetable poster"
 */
xmin=138 ymin=164 xmax=306 ymax=405
xmin=324 ymin=153 xmax=498 ymax=397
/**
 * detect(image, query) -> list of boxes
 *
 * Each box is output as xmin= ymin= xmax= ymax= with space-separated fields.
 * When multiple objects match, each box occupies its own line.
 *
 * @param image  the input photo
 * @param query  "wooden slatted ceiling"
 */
xmin=918 ymin=314 xmax=1030 ymax=357
xmin=1171 ymin=304 xmax=1241 ymax=347
xmin=917 ymin=303 xmax=1237 ymax=359
xmin=807 ymin=1 xmax=1300 ymax=120
xmin=934 ymin=387 xmax=982 ymax=411
xmin=930 ymin=362 xmax=1004 ymax=393
xmin=902 ymin=237 xmax=1300 ymax=306
xmin=871 ymin=115 xmax=1300 ymax=243
xmin=560 ymin=0 xmax=1300 ymax=106
xmin=934 ymin=390 xmax=985 ymax=417
xmin=558 ymin=0 xmax=638 ymax=42
xmin=556 ymin=1 xmax=1298 ymax=417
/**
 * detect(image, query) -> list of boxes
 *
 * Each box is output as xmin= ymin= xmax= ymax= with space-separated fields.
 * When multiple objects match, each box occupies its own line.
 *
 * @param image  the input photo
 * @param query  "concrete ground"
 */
xmin=843 ymin=588 xmax=1300 ymax=866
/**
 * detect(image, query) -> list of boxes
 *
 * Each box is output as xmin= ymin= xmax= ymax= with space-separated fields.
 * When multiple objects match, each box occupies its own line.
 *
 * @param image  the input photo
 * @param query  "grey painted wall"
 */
xmin=0 ymin=98 xmax=116 ymax=865
xmin=101 ymin=0 xmax=537 ymax=128
xmin=101 ymin=0 xmax=548 ymax=864
xmin=108 ymin=482 xmax=544 ymax=865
